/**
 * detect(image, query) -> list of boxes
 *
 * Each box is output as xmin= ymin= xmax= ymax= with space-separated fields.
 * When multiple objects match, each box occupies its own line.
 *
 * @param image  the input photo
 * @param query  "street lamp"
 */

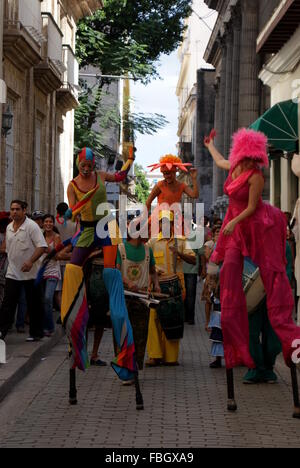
xmin=1 ymin=105 xmax=13 ymax=137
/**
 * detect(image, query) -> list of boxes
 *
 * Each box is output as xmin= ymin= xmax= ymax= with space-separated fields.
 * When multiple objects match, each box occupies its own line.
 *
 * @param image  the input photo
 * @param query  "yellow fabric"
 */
xmin=108 ymin=219 xmax=122 ymax=245
xmin=159 ymin=210 xmax=174 ymax=221
xmin=71 ymin=182 xmax=94 ymax=222
xmin=148 ymin=237 xmax=195 ymax=276
xmin=61 ymin=264 xmax=84 ymax=323
xmin=147 ymin=309 xmax=180 ymax=363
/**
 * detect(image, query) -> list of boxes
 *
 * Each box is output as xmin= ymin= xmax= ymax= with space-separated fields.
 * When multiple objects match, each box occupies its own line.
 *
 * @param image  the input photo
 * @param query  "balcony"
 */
xmin=34 ymin=13 xmax=64 ymax=94
xmin=3 ymin=0 xmax=43 ymax=70
xmin=56 ymin=45 xmax=79 ymax=112
xmin=68 ymin=0 xmax=103 ymax=22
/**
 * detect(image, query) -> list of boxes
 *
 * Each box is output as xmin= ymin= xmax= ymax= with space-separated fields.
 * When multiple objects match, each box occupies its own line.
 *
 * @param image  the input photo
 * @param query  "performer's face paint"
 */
xmin=78 ymin=160 xmax=94 ymax=178
xmin=161 ymin=168 xmax=176 ymax=184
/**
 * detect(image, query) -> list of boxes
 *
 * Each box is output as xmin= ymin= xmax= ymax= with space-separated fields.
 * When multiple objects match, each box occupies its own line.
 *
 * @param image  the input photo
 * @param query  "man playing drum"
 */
xmin=116 ymin=221 xmax=161 ymax=373
xmin=146 ymin=210 xmax=196 ymax=367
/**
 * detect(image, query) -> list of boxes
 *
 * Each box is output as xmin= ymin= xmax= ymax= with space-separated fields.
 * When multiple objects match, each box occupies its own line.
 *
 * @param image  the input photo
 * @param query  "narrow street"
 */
xmin=0 ymin=282 xmax=299 ymax=449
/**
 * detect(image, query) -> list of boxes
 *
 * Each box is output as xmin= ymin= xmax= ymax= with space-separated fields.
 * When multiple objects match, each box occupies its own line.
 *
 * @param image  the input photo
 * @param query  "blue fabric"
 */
xmin=211 ymin=342 xmax=224 ymax=358
xmin=43 ymin=278 xmax=58 ymax=333
xmin=103 ymin=268 xmax=138 ymax=381
xmin=208 ymin=311 xmax=222 ymax=329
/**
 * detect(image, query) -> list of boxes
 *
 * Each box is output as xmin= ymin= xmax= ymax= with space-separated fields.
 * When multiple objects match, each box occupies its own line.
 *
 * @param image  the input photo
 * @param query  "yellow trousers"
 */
xmin=147 ymin=308 xmax=180 ymax=363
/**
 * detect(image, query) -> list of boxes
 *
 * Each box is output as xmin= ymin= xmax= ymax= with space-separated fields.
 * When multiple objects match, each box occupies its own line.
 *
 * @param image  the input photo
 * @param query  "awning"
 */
xmin=250 ymin=99 xmax=299 ymax=154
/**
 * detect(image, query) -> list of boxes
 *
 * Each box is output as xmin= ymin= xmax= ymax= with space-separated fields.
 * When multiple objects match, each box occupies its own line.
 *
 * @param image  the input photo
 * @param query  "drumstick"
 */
xmin=150 ymin=292 xmax=170 ymax=299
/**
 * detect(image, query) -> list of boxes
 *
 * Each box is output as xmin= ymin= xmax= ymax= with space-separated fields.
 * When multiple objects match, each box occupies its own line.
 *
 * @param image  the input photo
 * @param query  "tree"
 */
xmin=74 ymin=0 xmax=192 ymax=152
xmin=76 ymin=0 xmax=192 ymax=82
xmin=134 ymin=164 xmax=150 ymax=204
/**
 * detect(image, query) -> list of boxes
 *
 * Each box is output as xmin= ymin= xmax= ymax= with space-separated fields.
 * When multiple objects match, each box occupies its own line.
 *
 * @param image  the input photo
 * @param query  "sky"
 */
xmin=132 ymin=1 xmax=218 ymax=171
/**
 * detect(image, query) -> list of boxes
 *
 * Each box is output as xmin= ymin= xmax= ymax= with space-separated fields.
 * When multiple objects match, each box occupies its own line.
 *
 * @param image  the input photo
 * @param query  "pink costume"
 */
xmin=211 ymin=129 xmax=300 ymax=370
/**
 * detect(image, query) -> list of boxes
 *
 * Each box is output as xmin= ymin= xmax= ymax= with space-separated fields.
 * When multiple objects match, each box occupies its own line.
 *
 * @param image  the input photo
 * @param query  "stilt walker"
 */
xmin=204 ymin=129 xmax=300 ymax=417
xmin=56 ymin=147 xmax=143 ymax=409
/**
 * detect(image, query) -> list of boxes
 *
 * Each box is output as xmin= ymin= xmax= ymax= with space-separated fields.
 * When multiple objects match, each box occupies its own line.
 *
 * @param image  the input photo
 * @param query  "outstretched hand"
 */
xmin=204 ymin=129 xmax=217 ymax=148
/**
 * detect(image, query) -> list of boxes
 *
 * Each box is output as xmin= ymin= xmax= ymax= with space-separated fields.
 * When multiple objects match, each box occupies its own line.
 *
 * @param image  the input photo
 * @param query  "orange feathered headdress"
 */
xmin=148 ymin=154 xmax=192 ymax=173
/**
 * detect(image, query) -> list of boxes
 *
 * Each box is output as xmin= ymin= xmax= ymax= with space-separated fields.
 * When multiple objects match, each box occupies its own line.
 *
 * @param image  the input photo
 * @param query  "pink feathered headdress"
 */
xmin=229 ymin=128 xmax=269 ymax=170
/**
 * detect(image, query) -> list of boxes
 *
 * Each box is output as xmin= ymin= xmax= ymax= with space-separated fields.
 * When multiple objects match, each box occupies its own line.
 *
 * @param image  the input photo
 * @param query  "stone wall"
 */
xmin=196 ymin=68 xmax=215 ymax=214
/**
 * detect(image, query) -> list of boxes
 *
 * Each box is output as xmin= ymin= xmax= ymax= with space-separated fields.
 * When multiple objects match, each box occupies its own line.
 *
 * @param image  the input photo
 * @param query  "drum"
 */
xmin=156 ymin=274 xmax=185 ymax=340
xmin=125 ymin=297 xmax=150 ymax=370
xmin=84 ymin=257 xmax=111 ymax=328
xmin=242 ymin=257 xmax=266 ymax=315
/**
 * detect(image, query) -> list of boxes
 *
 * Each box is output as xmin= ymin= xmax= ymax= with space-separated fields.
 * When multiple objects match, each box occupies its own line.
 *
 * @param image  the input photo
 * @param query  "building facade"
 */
xmin=176 ymin=0 xmax=216 ymax=214
xmin=258 ymin=0 xmax=300 ymax=213
xmin=0 ymin=0 xmax=102 ymax=212
xmin=204 ymin=0 xmax=276 ymax=213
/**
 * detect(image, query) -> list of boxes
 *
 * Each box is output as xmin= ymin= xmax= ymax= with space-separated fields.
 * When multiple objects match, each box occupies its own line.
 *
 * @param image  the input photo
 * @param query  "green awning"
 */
xmin=250 ymin=99 xmax=299 ymax=154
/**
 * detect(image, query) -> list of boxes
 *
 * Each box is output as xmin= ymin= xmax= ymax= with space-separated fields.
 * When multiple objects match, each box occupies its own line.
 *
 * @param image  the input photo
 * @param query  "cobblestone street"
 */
xmin=0 ymin=282 xmax=300 ymax=448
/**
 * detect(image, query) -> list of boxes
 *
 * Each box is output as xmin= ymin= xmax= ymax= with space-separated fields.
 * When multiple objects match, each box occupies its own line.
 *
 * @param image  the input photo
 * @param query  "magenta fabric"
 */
xmin=211 ymin=169 xmax=287 ymax=272
xmin=212 ymin=169 xmax=299 ymax=369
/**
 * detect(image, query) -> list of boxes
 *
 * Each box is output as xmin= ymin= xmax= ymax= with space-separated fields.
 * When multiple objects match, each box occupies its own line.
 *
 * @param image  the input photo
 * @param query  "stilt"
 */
xmin=69 ymin=368 xmax=78 ymax=405
xmin=134 ymin=373 xmax=144 ymax=410
xmin=226 ymin=368 xmax=237 ymax=412
xmin=291 ymin=364 xmax=300 ymax=419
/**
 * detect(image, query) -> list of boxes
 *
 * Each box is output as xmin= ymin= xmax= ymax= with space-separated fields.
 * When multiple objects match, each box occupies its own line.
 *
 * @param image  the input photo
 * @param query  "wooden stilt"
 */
xmin=291 ymin=364 xmax=300 ymax=419
xmin=226 ymin=369 xmax=237 ymax=412
xmin=69 ymin=368 xmax=78 ymax=405
xmin=134 ymin=374 xmax=144 ymax=410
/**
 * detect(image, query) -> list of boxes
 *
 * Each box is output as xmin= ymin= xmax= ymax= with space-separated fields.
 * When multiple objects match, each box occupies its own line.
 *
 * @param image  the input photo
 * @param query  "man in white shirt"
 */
xmin=0 ymin=200 xmax=47 ymax=341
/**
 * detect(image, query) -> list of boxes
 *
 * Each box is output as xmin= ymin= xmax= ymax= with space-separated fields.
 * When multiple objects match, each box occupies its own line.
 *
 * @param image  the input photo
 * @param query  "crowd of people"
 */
xmin=0 ymin=202 xmax=76 ymax=342
xmin=1 ymin=132 xmax=300 ymax=411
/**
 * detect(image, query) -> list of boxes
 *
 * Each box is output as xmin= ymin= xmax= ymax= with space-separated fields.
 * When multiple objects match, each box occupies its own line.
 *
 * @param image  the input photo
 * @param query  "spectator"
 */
xmin=31 ymin=210 xmax=45 ymax=230
xmin=183 ymin=222 xmax=201 ymax=325
xmin=0 ymin=200 xmax=47 ymax=341
xmin=201 ymin=240 xmax=215 ymax=331
xmin=42 ymin=214 xmax=62 ymax=337
xmin=55 ymin=202 xmax=77 ymax=310
xmin=0 ymin=213 xmax=10 ymax=308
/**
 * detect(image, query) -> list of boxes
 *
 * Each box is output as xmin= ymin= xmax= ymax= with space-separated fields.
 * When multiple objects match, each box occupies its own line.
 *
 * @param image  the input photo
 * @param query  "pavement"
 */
xmin=0 ymin=318 xmax=65 ymax=404
xmin=1 ymin=282 xmax=300 ymax=447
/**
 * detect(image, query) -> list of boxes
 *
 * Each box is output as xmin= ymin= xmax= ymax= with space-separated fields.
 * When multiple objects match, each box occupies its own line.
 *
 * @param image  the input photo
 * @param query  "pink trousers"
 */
xmin=220 ymin=248 xmax=298 ymax=369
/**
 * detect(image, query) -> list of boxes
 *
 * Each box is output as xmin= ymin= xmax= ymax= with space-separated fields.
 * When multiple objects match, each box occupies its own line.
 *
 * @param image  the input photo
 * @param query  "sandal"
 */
xmin=145 ymin=358 xmax=161 ymax=367
xmin=90 ymin=358 xmax=107 ymax=367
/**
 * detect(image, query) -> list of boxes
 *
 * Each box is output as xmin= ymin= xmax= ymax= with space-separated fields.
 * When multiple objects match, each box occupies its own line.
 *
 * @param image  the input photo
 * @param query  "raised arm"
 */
xmin=204 ymin=133 xmax=231 ymax=171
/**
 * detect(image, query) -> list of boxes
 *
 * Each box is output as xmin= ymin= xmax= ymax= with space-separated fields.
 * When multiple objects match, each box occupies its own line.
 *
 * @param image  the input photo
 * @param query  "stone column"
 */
xmin=0 ymin=0 xmax=4 ymax=129
xmin=230 ymin=3 xmax=242 ymax=137
xmin=238 ymin=0 xmax=260 ymax=128
xmin=212 ymin=77 xmax=220 ymax=203
xmin=223 ymin=21 xmax=233 ymax=158
xmin=217 ymin=34 xmax=227 ymax=197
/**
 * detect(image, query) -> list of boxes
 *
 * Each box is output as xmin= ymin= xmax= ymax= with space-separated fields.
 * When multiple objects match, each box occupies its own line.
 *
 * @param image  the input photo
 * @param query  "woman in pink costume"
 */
xmin=205 ymin=128 xmax=300 ymax=415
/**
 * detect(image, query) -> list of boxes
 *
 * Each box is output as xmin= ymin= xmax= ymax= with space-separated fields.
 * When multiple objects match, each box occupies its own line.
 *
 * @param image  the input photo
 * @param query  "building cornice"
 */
xmin=259 ymin=24 xmax=300 ymax=87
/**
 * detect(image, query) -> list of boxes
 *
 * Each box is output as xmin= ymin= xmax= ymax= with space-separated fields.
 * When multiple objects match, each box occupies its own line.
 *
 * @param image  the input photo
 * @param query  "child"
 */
xmin=201 ymin=240 xmax=215 ymax=331
xmin=208 ymin=273 xmax=224 ymax=369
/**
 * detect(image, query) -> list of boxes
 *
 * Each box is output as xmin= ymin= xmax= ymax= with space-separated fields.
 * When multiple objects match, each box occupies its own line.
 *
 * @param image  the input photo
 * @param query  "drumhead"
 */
xmin=158 ymin=273 xmax=179 ymax=283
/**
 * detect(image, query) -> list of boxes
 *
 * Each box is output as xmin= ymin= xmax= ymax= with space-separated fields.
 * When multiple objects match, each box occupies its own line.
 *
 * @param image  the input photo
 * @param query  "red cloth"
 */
xmin=211 ymin=169 xmax=287 ymax=272
xmin=212 ymin=169 xmax=299 ymax=369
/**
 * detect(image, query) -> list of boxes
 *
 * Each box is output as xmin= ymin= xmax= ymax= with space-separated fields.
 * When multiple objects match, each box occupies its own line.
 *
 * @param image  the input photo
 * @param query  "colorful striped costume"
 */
xmin=60 ymin=148 xmax=137 ymax=379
